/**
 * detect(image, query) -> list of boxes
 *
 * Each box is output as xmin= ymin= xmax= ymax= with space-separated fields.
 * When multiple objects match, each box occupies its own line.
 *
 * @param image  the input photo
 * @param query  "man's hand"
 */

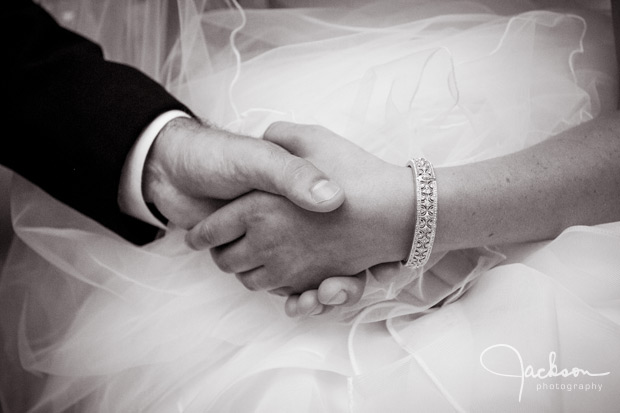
xmin=143 ymin=117 xmax=345 ymax=230
xmin=186 ymin=122 xmax=416 ymax=294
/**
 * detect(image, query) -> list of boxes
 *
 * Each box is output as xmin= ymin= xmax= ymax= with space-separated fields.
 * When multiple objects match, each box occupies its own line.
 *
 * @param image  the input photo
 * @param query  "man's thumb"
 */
xmin=260 ymin=121 xmax=345 ymax=212
xmin=274 ymin=154 xmax=345 ymax=213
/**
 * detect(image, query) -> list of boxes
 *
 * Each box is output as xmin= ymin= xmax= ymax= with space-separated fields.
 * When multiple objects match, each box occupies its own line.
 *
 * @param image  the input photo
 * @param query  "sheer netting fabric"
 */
xmin=1 ymin=0 xmax=619 ymax=411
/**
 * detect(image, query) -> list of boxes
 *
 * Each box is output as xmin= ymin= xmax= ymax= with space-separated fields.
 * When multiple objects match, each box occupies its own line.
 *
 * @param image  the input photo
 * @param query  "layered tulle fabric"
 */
xmin=1 ymin=0 xmax=619 ymax=411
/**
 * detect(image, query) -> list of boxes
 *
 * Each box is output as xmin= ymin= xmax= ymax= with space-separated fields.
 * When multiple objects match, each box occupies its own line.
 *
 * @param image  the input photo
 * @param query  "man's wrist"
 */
xmin=118 ymin=110 xmax=191 ymax=230
xmin=142 ymin=116 xmax=203 ymax=204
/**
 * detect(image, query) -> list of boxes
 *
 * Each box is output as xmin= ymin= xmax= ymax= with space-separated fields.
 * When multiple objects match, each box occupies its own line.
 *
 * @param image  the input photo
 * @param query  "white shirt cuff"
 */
xmin=118 ymin=110 xmax=191 ymax=230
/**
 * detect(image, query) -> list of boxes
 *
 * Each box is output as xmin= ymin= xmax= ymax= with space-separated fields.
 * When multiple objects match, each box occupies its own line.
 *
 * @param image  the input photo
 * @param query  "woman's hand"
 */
xmin=284 ymin=276 xmax=366 ymax=317
xmin=286 ymin=112 xmax=620 ymax=317
xmin=186 ymin=122 xmax=416 ymax=294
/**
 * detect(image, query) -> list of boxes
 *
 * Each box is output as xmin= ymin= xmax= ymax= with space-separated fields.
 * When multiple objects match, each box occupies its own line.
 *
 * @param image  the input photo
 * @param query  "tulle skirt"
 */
xmin=1 ymin=0 xmax=619 ymax=411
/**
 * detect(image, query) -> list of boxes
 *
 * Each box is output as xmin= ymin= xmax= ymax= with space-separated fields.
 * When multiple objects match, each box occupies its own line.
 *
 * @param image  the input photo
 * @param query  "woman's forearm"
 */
xmin=432 ymin=112 xmax=620 ymax=252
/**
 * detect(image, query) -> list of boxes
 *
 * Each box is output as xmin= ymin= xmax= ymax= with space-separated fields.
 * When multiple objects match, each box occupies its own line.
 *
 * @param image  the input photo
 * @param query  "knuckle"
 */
xmin=256 ymin=238 xmax=276 ymax=262
xmin=242 ymin=199 xmax=268 ymax=227
xmin=283 ymin=156 xmax=316 ymax=182
xmin=264 ymin=121 xmax=286 ymax=135
xmin=244 ymin=191 xmax=284 ymax=224
xmin=256 ymin=232 xmax=288 ymax=268
xmin=266 ymin=120 xmax=301 ymax=137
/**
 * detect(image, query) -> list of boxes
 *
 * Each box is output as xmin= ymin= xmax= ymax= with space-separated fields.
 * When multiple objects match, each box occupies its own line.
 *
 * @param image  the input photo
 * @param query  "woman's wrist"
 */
xmin=380 ymin=165 xmax=417 ymax=263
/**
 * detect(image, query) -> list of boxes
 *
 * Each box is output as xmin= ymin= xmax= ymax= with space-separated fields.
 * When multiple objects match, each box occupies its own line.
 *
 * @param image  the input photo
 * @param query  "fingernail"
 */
xmin=269 ymin=287 xmax=293 ymax=297
xmin=309 ymin=305 xmax=324 ymax=316
xmin=325 ymin=290 xmax=347 ymax=305
xmin=184 ymin=233 xmax=201 ymax=250
xmin=311 ymin=180 xmax=341 ymax=204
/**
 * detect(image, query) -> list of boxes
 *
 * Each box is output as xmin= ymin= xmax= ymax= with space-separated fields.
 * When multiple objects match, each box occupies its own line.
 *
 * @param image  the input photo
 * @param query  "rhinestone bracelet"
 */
xmin=404 ymin=158 xmax=437 ymax=269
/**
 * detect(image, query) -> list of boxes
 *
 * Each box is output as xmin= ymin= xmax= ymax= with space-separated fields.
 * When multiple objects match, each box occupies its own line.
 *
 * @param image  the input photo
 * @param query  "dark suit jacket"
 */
xmin=3 ymin=1 xmax=190 ymax=244
xmin=614 ymin=0 xmax=620 ymax=106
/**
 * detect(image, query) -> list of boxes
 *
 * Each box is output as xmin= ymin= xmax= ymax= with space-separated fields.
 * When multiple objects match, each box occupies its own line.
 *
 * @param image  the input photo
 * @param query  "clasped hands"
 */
xmin=145 ymin=118 xmax=415 ymax=317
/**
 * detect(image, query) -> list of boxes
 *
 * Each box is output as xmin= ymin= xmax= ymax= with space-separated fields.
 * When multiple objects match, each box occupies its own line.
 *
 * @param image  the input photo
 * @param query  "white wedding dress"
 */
xmin=1 ymin=0 xmax=619 ymax=411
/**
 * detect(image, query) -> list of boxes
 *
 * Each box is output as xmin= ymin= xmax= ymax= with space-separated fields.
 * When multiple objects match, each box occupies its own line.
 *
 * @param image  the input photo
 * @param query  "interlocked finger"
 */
xmin=210 ymin=239 xmax=263 ymax=275
xmin=186 ymin=201 xmax=248 ymax=250
xmin=235 ymin=266 xmax=279 ymax=292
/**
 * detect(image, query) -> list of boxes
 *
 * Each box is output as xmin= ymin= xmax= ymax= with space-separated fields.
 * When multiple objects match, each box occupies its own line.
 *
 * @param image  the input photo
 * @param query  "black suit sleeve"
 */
xmin=613 ymin=0 xmax=620 ymax=107
xmin=2 ymin=1 xmax=191 ymax=244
